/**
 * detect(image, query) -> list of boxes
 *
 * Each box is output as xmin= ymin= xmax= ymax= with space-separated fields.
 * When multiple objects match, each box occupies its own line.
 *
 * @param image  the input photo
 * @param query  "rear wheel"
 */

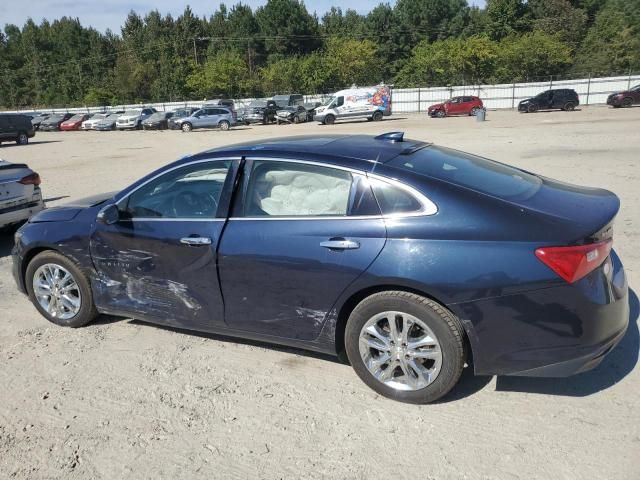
xmin=181 ymin=122 xmax=192 ymax=132
xmin=17 ymin=132 xmax=29 ymax=145
xmin=372 ymin=111 xmax=383 ymax=122
xmin=470 ymin=107 xmax=481 ymax=116
xmin=622 ymin=97 xmax=633 ymax=107
xmin=563 ymin=101 xmax=576 ymax=111
xmin=324 ymin=114 xmax=336 ymax=125
xmin=219 ymin=120 xmax=230 ymax=131
xmin=345 ymin=291 xmax=466 ymax=404
xmin=25 ymin=251 xmax=98 ymax=328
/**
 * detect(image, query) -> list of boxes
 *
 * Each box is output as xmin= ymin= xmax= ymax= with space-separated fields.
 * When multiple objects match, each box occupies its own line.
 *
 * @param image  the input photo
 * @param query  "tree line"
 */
xmin=0 ymin=0 xmax=638 ymax=108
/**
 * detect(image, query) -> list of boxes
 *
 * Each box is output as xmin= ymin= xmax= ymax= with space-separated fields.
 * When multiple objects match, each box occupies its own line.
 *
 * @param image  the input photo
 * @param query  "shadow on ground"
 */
xmin=495 ymin=289 xmax=639 ymax=397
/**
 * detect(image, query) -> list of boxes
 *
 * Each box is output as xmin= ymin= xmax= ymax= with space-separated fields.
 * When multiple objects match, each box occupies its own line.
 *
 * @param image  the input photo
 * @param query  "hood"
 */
xmin=519 ymin=98 xmax=533 ymax=104
xmin=29 ymin=191 xmax=116 ymax=223
xmin=119 ymin=114 xmax=140 ymax=121
xmin=428 ymin=103 xmax=444 ymax=110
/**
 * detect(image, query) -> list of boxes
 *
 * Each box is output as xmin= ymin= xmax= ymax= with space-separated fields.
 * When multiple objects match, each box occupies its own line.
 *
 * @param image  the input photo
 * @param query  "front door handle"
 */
xmin=320 ymin=239 xmax=360 ymax=250
xmin=180 ymin=236 xmax=212 ymax=246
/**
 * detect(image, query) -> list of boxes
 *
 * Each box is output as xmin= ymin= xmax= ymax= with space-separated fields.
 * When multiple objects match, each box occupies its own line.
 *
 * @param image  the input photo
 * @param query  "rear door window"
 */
xmin=388 ymin=146 xmax=541 ymax=201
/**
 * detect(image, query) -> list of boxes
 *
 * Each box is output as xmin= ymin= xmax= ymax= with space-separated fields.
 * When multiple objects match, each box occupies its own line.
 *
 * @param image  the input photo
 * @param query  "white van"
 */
xmin=314 ymin=85 xmax=392 ymax=125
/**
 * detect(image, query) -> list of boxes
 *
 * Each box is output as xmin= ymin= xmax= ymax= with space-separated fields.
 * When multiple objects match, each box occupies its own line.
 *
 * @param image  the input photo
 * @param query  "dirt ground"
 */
xmin=0 ymin=107 xmax=639 ymax=479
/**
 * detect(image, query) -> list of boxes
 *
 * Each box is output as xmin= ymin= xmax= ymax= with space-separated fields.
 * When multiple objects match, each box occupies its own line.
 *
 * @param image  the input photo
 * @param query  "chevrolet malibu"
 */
xmin=11 ymin=133 xmax=629 ymax=403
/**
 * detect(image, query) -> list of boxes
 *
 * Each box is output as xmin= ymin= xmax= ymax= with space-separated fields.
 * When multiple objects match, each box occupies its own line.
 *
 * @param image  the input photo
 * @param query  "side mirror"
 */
xmin=96 ymin=204 xmax=120 ymax=225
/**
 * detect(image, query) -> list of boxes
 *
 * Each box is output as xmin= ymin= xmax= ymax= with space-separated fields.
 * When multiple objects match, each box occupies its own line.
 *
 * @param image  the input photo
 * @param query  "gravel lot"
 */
xmin=0 ymin=107 xmax=638 ymax=479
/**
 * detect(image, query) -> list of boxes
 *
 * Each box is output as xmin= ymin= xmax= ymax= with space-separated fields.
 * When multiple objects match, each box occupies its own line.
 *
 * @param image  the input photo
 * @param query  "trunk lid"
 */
xmin=0 ymin=162 xmax=32 ymax=204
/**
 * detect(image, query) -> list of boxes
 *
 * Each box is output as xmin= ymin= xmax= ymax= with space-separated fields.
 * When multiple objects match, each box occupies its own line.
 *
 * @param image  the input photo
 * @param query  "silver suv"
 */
xmin=173 ymin=107 xmax=236 ymax=132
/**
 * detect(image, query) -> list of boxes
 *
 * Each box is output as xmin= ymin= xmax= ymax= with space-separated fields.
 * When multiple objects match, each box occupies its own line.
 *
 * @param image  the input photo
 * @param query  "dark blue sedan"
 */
xmin=12 ymin=132 xmax=629 ymax=403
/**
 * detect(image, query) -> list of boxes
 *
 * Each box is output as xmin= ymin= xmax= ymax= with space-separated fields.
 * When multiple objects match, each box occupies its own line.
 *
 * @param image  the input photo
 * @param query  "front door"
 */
xmin=90 ymin=159 xmax=238 ymax=328
xmin=218 ymin=158 xmax=386 ymax=340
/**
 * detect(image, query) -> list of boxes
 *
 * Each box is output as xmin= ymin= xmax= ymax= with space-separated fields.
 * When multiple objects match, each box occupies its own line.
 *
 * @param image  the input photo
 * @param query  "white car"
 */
xmin=116 ymin=108 xmax=156 ymax=130
xmin=0 ymin=160 xmax=44 ymax=229
xmin=81 ymin=113 xmax=109 ymax=130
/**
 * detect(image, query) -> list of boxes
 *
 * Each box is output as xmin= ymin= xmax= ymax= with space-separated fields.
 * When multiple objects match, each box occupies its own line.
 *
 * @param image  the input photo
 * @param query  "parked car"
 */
xmin=39 ymin=113 xmax=73 ymax=131
xmin=81 ymin=113 xmax=109 ymax=130
xmin=142 ymin=111 xmax=174 ymax=130
xmin=518 ymin=89 xmax=579 ymax=113
xmin=0 ymin=160 xmax=44 ymax=229
xmin=60 ymin=113 xmax=91 ymax=131
xmin=94 ymin=113 xmax=124 ymax=131
xmin=173 ymin=107 xmax=236 ymax=132
xmin=428 ymin=96 xmax=484 ymax=118
xmin=314 ymin=85 xmax=392 ymax=124
xmin=168 ymin=108 xmax=200 ymax=130
xmin=116 ymin=108 xmax=157 ymax=130
xmin=12 ymin=132 xmax=628 ymax=404
xmin=241 ymin=99 xmax=279 ymax=125
xmin=0 ymin=114 xmax=36 ymax=145
xmin=607 ymin=84 xmax=640 ymax=108
xmin=275 ymin=105 xmax=309 ymax=124
xmin=30 ymin=114 xmax=50 ymax=130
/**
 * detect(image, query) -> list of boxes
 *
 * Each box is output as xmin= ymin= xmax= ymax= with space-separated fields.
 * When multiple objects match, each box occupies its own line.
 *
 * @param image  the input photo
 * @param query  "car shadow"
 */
xmin=495 ymin=288 xmax=639 ymax=397
xmin=0 ymin=140 xmax=62 ymax=147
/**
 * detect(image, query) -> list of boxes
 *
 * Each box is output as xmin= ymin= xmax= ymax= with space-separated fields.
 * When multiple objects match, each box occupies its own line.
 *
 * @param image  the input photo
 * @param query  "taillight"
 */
xmin=535 ymin=240 xmax=612 ymax=283
xmin=19 ymin=173 xmax=41 ymax=186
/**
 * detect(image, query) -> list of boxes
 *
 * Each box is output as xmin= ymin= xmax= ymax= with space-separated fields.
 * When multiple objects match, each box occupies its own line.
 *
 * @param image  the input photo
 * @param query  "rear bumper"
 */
xmin=0 ymin=193 xmax=44 ymax=229
xmin=456 ymin=251 xmax=629 ymax=376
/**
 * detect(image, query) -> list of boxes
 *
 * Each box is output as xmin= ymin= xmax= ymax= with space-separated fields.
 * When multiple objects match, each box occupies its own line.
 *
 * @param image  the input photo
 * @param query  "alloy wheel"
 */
xmin=358 ymin=311 xmax=442 ymax=391
xmin=32 ymin=264 xmax=82 ymax=320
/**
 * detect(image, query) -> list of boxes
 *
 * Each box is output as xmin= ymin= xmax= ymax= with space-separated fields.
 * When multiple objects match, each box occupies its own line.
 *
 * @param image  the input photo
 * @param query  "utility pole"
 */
xmin=193 ymin=38 xmax=198 ymax=65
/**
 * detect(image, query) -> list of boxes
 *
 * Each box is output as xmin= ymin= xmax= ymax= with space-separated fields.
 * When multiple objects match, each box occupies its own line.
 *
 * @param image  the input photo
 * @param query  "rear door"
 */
xmin=218 ymin=158 xmax=386 ymax=340
xmin=0 ymin=115 xmax=14 ymax=140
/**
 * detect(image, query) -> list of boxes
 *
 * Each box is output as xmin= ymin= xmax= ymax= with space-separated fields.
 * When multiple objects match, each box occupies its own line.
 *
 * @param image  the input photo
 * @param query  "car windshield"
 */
xmin=388 ymin=146 xmax=542 ymax=201
xmin=631 ymin=85 xmax=640 ymax=92
xmin=123 ymin=110 xmax=141 ymax=116
xmin=321 ymin=96 xmax=334 ymax=106
xmin=69 ymin=114 xmax=85 ymax=121
xmin=47 ymin=114 xmax=64 ymax=121
xmin=250 ymin=100 xmax=267 ymax=107
xmin=92 ymin=113 xmax=108 ymax=119
xmin=147 ymin=112 xmax=165 ymax=121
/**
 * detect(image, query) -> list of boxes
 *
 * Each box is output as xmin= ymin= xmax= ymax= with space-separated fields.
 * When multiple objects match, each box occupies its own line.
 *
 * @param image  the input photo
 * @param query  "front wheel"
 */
xmin=324 ymin=114 xmax=336 ymax=125
xmin=527 ymin=104 xmax=538 ymax=113
xmin=435 ymin=110 xmax=446 ymax=118
xmin=219 ymin=120 xmax=230 ymax=131
xmin=622 ymin=97 xmax=633 ymax=107
xmin=25 ymin=251 xmax=98 ymax=328
xmin=345 ymin=291 xmax=466 ymax=404
xmin=181 ymin=122 xmax=192 ymax=132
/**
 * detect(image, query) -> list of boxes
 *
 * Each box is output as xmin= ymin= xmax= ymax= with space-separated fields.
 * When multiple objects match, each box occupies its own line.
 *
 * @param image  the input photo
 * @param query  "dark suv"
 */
xmin=607 ymin=84 xmax=640 ymax=108
xmin=518 ymin=89 xmax=579 ymax=113
xmin=0 ymin=114 xmax=36 ymax=145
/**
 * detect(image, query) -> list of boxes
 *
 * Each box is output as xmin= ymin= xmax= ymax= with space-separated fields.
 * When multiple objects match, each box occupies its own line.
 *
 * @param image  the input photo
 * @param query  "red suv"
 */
xmin=428 ymin=96 xmax=484 ymax=118
xmin=607 ymin=85 xmax=640 ymax=108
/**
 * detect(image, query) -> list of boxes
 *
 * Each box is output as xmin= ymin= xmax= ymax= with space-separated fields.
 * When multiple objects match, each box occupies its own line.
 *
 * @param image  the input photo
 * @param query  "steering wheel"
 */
xmin=171 ymin=191 xmax=203 ymax=217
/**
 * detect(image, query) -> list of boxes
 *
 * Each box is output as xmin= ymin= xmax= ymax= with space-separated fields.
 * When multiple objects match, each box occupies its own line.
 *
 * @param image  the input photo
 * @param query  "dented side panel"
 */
xmin=90 ymin=220 xmax=225 ymax=327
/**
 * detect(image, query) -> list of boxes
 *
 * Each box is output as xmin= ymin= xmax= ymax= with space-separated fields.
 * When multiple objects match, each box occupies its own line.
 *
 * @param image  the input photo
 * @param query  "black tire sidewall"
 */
xmin=325 ymin=115 xmax=335 ymax=125
xmin=345 ymin=292 xmax=465 ymax=404
xmin=25 ymin=251 xmax=96 ymax=328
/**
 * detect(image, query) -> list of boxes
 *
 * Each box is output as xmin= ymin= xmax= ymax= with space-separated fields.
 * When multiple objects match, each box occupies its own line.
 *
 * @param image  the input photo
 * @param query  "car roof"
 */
xmin=194 ymin=133 xmax=430 ymax=167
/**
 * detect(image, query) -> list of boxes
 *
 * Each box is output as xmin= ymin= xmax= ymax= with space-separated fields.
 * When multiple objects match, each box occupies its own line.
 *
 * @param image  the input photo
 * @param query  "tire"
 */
xmin=324 ymin=114 xmax=336 ymax=125
xmin=293 ymin=115 xmax=299 ymax=124
xmin=622 ymin=97 xmax=633 ymax=107
xmin=219 ymin=120 xmax=230 ymax=131
xmin=372 ymin=110 xmax=383 ymax=121
xmin=181 ymin=122 xmax=192 ymax=132
xmin=25 ymin=251 xmax=98 ymax=328
xmin=563 ymin=101 xmax=576 ymax=111
xmin=17 ymin=132 xmax=29 ymax=145
xmin=435 ymin=110 xmax=446 ymax=118
xmin=470 ymin=107 xmax=481 ymax=116
xmin=345 ymin=291 xmax=466 ymax=404
xmin=527 ymin=104 xmax=538 ymax=113
xmin=262 ymin=115 xmax=268 ymax=125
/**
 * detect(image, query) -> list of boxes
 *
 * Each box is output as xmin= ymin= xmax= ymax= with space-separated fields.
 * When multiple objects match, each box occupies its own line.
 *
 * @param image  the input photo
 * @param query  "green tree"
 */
xmin=187 ymin=51 xmax=252 ymax=98
xmin=485 ymin=0 xmax=528 ymax=40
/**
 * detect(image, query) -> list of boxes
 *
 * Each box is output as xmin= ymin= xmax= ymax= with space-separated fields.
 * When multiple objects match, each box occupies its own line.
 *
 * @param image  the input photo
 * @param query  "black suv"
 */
xmin=0 ymin=114 xmax=36 ymax=145
xmin=518 ymin=89 xmax=579 ymax=113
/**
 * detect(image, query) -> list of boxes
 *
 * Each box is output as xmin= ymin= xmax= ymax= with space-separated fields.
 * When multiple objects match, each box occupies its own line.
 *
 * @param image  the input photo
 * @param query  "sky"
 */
xmin=1 ymin=0 xmax=486 ymax=33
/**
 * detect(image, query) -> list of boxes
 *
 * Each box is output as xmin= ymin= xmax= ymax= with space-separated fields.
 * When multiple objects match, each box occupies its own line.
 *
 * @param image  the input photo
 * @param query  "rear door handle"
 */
xmin=320 ymin=239 xmax=360 ymax=250
xmin=180 ymin=236 xmax=212 ymax=246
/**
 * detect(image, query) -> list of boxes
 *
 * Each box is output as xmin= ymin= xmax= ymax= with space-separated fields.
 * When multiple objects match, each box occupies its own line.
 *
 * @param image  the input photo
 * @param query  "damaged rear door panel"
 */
xmin=90 ymin=159 xmax=239 ymax=329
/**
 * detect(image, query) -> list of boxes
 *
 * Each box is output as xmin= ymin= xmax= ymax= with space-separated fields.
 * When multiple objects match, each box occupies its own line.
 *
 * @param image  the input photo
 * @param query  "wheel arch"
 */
xmin=19 ymin=246 xmax=62 ymax=291
xmin=332 ymin=284 xmax=475 ymax=367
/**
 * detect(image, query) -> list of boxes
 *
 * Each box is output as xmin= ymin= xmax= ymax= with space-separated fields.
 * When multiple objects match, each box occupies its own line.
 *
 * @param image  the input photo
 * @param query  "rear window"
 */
xmin=388 ymin=146 xmax=541 ymax=201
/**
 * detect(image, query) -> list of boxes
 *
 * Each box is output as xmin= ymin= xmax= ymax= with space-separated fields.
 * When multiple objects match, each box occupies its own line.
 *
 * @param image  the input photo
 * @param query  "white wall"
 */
xmin=6 ymin=74 xmax=640 ymax=115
